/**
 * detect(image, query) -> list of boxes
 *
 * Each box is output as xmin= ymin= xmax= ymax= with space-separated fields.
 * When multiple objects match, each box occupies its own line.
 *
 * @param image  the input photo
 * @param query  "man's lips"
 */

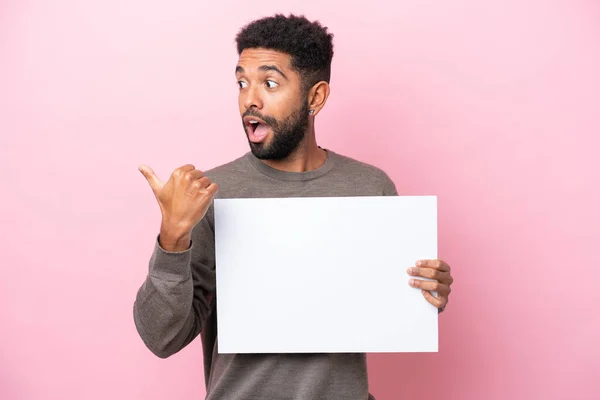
xmin=243 ymin=115 xmax=267 ymax=126
xmin=243 ymin=116 xmax=271 ymax=143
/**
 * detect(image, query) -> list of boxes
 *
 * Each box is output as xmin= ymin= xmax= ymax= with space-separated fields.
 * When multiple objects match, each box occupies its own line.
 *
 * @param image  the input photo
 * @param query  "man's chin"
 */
xmin=249 ymin=141 xmax=289 ymax=161
xmin=249 ymin=142 xmax=265 ymax=157
xmin=248 ymin=140 xmax=269 ymax=159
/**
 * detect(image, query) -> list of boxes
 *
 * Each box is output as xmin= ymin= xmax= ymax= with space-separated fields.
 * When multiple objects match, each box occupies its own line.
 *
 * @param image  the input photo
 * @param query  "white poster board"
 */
xmin=214 ymin=196 xmax=438 ymax=353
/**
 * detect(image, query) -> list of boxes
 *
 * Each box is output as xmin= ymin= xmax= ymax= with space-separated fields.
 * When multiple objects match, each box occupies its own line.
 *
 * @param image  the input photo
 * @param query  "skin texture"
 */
xmin=138 ymin=47 xmax=454 ymax=311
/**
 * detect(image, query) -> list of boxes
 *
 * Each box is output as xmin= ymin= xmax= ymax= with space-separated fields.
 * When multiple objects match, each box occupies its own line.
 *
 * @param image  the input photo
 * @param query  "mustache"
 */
xmin=242 ymin=110 xmax=277 ymax=127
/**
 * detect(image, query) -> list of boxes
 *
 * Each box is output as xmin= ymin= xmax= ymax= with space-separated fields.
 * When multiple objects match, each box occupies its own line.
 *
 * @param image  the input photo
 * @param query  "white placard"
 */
xmin=214 ymin=196 xmax=438 ymax=353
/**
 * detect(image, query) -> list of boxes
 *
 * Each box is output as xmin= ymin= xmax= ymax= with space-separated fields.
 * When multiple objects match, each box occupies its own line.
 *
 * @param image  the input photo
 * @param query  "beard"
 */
xmin=243 ymin=101 xmax=310 ymax=160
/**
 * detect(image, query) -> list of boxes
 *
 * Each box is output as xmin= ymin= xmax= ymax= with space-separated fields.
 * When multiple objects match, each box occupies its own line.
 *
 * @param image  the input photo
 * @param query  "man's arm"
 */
xmin=133 ymin=164 xmax=219 ymax=358
xmin=381 ymin=172 xmax=398 ymax=196
xmin=133 ymin=214 xmax=216 ymax=358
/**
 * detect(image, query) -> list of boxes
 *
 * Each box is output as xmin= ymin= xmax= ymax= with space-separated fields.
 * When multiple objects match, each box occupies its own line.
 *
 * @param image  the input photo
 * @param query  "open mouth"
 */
xmin=244 ymin=117 xmax=271 ymax=143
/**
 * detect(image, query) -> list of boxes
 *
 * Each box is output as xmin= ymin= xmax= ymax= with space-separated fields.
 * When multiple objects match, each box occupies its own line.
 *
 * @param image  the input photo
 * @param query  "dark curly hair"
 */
xmin=235 ymin=14 xmax=334 ymax=93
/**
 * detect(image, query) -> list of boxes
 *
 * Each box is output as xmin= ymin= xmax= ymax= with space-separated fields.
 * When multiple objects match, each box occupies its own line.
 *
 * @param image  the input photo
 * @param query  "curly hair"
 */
xmin=235 ymin=14 xmax=334 ymax=92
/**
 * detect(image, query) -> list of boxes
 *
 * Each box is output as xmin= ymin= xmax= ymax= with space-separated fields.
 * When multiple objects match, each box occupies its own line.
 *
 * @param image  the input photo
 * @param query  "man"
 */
xmin=134 ymin=14 xmax=453 ymax=400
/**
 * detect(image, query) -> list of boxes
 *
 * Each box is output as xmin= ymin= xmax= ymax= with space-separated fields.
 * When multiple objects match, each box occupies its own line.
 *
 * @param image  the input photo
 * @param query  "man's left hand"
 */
xmin=407 ymin=259 xmax=453 ymax=312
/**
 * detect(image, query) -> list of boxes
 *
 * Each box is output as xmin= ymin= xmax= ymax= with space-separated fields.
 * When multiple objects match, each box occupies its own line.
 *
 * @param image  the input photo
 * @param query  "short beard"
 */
xmin=243 ymin=101 xmax=310 ymax=160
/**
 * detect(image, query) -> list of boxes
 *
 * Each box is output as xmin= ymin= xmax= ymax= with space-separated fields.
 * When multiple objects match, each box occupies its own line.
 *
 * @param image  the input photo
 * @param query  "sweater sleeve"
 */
xmin=133 ymin=207 xmax=216 ymax=358
xmin=382 ymin=172 xmax=398 ymax=196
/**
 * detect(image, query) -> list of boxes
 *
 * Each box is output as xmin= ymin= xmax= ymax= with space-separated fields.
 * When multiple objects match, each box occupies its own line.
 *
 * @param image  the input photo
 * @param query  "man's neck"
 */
xmin=259 ymin=128 xmax=327 ymax=173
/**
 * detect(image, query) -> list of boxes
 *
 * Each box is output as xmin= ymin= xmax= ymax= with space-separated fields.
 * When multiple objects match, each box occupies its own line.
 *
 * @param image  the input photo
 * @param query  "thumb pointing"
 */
xmin=138 ymin=164 xmax=163 ymax=192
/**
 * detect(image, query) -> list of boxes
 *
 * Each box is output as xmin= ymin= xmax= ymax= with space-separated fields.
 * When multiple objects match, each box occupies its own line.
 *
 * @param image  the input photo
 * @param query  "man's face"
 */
xmin=236 ymin=48 xmax=309 ymax=160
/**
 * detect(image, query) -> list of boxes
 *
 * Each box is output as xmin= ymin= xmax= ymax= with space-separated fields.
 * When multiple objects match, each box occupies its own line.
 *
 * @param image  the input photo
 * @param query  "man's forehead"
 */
xmin=236 ymin=48 xmax=292 ymax=71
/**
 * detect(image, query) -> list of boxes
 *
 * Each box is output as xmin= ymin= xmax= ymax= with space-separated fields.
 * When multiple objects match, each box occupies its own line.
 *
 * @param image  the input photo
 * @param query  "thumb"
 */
xmin=138 ymin=164 xmax=163 ymax=193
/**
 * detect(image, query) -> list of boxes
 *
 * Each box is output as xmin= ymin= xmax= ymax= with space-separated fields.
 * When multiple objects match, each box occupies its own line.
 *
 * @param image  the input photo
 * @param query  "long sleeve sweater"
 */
xmin=133 ymin=149 xmax=398 ymax=400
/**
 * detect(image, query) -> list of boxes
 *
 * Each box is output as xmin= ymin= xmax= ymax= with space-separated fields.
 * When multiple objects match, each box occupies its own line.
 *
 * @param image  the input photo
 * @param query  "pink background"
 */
xmin=1 ymin=0 xmax=599 ymax=399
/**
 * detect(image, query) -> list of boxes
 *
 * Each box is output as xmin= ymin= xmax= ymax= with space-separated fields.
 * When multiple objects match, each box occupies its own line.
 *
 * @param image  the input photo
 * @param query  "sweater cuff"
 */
xmin=148 ymin=235 xmax=193 ymax=281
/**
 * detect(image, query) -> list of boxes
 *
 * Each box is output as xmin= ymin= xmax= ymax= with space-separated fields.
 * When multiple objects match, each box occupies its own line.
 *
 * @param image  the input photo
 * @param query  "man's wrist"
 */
xmin=158 ymin=224 xmax=192 ymax=252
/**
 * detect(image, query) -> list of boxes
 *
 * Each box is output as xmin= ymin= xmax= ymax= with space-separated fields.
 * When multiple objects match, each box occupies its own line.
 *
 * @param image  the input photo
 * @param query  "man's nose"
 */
xmin=243 ymin=85 xmax=263 ymax=110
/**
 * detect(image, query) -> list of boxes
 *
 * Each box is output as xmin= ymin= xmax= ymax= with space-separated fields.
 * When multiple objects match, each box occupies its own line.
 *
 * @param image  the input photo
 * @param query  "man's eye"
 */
xmin=265 ymin=80 xmax=278 ymax=89
xmin=238 ymin=81 xmax=248 ymax=89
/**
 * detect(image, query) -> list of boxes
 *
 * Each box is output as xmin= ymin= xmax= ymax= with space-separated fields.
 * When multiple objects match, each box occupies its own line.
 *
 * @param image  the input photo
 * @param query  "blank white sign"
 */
xmin=213 ymin=196 xmax=438 ymax=354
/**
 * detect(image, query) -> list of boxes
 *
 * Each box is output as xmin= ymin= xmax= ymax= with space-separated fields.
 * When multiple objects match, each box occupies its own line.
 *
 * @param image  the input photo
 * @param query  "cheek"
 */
xmin=267 ymin=91 xmax=300 ymax=118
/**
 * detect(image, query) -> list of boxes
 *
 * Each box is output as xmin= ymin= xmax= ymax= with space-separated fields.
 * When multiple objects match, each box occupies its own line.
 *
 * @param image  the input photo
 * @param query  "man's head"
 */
xmin=234 ymin=14 xmax=334 ymax=160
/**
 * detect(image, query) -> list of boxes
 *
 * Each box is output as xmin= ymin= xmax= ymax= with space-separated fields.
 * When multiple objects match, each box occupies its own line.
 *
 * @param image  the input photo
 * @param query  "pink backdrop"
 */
xmin=1 ymin=1 xmax=599 ymax=399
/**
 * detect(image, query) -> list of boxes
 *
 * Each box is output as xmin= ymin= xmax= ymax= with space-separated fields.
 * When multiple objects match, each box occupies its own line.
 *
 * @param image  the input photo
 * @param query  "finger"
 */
xmin=138 ymin=165 xmax=163 ymax=193
xmin=409 ymin=278 xmax=451 ymax=296
xmin=173 ymin=164 xmax=196 ymax=180
xmin=196 ymin=182 xmax=220 ymax=208
xmin=197 ymin=176 xmax=212 ymax=189
xmin=202 ymin=182 xmax=220 ymax=197
xmin=178 ymin=164 xmax=196 ymax=172
xmin=407 ymin=266 xmax=448 ymax=281
xmin=184 ymin=169 xmax=205 ymax=181
xmin=415 ymin=259 xmax=450 ymax=272
xmin=422 ymin=290 xmax=447 ymax=309
xmin=185 ymin=177 xmax=214 ymax=197
xmin=185 ymin=180 xmax=201 ymax=196
xmin=197 ymin=182 xmax=219 ymax=200
xmin=408 ymin=267 xmax=454 ymax=286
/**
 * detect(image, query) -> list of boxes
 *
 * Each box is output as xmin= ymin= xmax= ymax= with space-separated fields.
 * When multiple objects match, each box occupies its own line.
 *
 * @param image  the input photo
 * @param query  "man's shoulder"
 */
xmin=330 ymin=151 xmax=393 ymax=180
xmin=329 ymin=150 xmax=398 ymax=195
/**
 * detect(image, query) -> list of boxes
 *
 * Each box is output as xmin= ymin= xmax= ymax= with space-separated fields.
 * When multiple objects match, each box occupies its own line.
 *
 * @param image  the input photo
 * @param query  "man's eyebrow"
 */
xmin=259 ymin=65 xmax=288 ymax=80
xmin=235 ymin=65 xmax=288 ymax=80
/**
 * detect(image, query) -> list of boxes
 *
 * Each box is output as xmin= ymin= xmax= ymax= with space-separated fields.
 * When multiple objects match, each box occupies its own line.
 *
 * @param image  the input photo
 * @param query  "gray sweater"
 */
xmin=133 ymin=149 xmax=398 ymax=399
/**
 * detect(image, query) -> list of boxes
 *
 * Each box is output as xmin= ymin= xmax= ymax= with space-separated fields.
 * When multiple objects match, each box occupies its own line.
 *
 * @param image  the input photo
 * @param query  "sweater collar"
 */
xmin=245 ymin=148 xmax=336 ymax=181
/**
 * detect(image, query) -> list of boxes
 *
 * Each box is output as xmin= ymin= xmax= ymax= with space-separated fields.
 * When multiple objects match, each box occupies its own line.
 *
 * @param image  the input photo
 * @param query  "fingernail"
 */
xmin=407 ymin=267 xmax=415 ymax=274
xmin=409 ymin=279 xmax=415 ymax=286
xmin=416 ymin=261 xmax=422 ymax=266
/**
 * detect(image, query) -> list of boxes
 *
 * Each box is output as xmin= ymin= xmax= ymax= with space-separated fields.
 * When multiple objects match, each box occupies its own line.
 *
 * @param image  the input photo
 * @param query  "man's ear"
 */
xmin=307 ymin=81 xmax=330 ymax=116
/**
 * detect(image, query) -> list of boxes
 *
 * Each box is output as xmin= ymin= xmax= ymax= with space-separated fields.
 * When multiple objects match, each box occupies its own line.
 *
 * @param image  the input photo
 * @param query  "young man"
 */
xmin=134 ymin=14 xmax=453 ymax=400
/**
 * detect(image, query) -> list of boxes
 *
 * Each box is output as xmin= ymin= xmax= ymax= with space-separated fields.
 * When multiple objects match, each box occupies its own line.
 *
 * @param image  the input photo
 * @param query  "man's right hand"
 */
xmin=138 ymin=164 xmax=219 ymax=252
